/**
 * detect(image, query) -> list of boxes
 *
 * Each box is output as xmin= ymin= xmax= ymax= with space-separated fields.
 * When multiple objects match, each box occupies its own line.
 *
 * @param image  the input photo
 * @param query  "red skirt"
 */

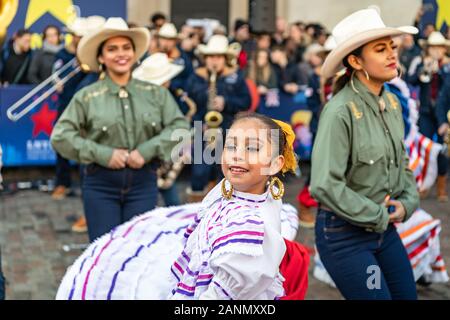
xmin=279 ymin=239 xmax=310 ymax=300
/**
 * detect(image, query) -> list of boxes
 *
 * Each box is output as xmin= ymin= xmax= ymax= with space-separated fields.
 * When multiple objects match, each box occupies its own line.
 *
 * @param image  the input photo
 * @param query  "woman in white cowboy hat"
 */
xmin=310 ymin=7 xmax=420 ymax=300
xmin=154 ymin=22 xmax=193 ymax=91
xmin=51 ymin=17 xmax=189 ymax=241
xmin=408 ymin=31 xmax=450 ymax=202
xmin=185 ymin=34 xmax=251 ymax=202
xmin=51 ymin=16 xmax=106 ymax=235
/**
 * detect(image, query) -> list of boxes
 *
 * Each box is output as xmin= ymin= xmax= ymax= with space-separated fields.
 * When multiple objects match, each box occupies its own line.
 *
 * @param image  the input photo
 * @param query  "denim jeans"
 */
xmin=159 ymin=183 xmax=181 ymax=206
xmin=315 ymin=209 xmax=417 ymax=300
xmin=82 ymin=164 xmax=158 ymax=241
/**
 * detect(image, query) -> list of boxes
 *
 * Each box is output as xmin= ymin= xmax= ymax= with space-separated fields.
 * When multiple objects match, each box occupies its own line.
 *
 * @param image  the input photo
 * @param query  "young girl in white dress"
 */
xmin=56 ymin=113 xmax=308 ymax=300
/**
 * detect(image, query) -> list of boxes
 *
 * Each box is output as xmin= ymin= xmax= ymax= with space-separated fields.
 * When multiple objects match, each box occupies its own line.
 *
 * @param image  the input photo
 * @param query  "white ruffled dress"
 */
xmin=56 ymin=180 xmax=299 ymax=300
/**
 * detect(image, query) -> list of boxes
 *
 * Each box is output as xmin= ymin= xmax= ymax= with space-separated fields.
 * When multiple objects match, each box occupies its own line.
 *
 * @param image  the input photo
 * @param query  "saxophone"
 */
xmin=204 ymin=69 xmax=223 ymax=147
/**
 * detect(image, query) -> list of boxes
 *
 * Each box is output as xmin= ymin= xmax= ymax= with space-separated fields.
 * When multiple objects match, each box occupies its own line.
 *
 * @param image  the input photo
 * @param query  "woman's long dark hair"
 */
xmin=332 ymin=46 xmax=363 ymax=95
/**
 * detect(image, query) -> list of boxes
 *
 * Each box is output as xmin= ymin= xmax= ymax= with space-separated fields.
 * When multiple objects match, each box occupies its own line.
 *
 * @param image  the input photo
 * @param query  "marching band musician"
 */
xmin=133 ymin=52 xmax=196 ymax=206
xmin=407 ymin=31 xmax=450 ymax=202
xmin=153 ymin=23 xmax=193 ymax=92
xmin=185 ymin=35 xmax=251 ymax=202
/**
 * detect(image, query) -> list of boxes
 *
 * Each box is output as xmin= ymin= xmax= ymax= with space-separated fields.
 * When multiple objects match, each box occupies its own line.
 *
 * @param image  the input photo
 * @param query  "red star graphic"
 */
xmin=30 ymin=103 xmax=58 ymax=138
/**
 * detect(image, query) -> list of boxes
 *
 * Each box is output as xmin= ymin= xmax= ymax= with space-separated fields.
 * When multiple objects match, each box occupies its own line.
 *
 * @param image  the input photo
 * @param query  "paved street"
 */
xmin=0 ymin=165 xmax=449 ymax=300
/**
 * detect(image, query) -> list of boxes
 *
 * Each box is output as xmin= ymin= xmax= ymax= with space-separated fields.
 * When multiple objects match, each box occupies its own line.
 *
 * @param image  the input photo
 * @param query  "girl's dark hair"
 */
xmin=332 ymin=45 xmax=364 ymax=95
xmin=15 ymin=29 xmax=31 ymax=38
xmin=42 ymin=25 xmax=61 ymax=42
xmin=232 ymin=112 xmax=286 ymax=162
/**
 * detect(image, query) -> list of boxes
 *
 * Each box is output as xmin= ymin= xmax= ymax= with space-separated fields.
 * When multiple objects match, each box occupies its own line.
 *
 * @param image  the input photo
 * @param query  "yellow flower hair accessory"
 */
xmin=272 ymin=119 xmax=298 ymax=174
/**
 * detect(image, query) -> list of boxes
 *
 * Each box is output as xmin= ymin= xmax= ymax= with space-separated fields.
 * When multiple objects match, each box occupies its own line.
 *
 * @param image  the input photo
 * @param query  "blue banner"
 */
xmin=421 ymin=0 xmax=450 ymax=34
xmin=257 ymin=89 xmax=313 ymax=161
xmin=0 ymin=86 xmax=58 ymax=166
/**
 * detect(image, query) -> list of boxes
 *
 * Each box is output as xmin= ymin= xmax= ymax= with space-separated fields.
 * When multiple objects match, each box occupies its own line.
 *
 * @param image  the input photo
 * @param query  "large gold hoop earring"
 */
xmin=269 ymin=177 xmax=284 ymax=200
xmin=350 ymin=70 xmax=359 ymax=93
xmin=221 ymin=179 xmax=233 ymax=200
xmin=362 ymin=68 xmax=370 ymax=81
xmin=99 ymin=63 xmax=106 ymax=80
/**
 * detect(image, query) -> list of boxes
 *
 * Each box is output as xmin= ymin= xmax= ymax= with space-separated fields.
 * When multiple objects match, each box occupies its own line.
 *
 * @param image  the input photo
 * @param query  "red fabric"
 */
xmin=280 ymin=239 xmax=310 ymax=300
xmin=297 ymin=185 xmax=318 ymax=208
xmin=238 ymin=50 xmax=248 ymax=70
xmin=245 ymin=78 xmax=261 ymax=112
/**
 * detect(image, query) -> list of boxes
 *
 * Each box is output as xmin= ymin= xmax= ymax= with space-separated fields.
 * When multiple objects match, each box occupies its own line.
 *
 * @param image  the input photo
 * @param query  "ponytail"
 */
xmin=331 ymin=45 xmax=364 ymax=95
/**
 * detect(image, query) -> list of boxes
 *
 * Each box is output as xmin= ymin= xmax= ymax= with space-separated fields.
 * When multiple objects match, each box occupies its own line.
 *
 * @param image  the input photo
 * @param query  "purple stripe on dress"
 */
xmin=226 ymin=219 xmax=264 ymax=228
xmin=212 ymin=231 xmax=264 ymax=248
xmin=175 ymin=288 xmax=195 ymax=297
xmin=171 ymin=267 xmax=181 ymax=282
xmin=213 ymin=281 xmax=233 ymax=300
xmin=166 ymin=208 xmax=185 ymax=218
xmin=212 ymin=238 xmax=264 ymax=253
xmin=106 ymin=224 xmax=188 ymax=299
xmin=232 ymin=194 xmax=267 ymax=203
xmin=107 ymin=245 xmax=145 ymax=300
xmin=68 ymin=244 xmax=98 ymax=300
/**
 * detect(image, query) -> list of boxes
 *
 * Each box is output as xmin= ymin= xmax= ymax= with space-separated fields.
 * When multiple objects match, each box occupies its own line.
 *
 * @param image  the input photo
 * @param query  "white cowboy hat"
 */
xmin=196 ymin=35 xmax=241 ymax=58
xmin=419 ymin=31 xmax=450 ymax=48
xmin=322 ymin=6 xmax=418 ymax=79
xmin=77 ymin=17 xmax=150 ymax=72
xmin=303 ymin=43 xmax=326 ymax=61
xmin=65 ymin=16 xmax=106 ymax=37
xmin=157 ymin=23 xmax=180 ymax=39
xmin=323 ymin=35 xmax=337 ymax=52
xmin=132 ymin=53 xmax=184 ymax=85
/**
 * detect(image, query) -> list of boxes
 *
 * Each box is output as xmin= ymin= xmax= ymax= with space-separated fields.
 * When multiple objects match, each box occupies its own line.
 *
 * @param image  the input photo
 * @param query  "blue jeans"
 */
xmin=315 ymin=209 xmax=417 ymax=300
xmin=82 ymin=164 xmax=158 ymax=241
xmin=159 ymin=183 xmax=181 ymax=206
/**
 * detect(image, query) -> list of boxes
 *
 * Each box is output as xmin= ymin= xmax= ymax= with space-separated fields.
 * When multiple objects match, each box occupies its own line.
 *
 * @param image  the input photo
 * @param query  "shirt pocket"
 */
xmin=89 ymin=122 xmax=122 ymax=145
xmin=349 ymin=146 xmax=386 ymax=188
xmin=141 ymin=112 xmax=163 ymax=139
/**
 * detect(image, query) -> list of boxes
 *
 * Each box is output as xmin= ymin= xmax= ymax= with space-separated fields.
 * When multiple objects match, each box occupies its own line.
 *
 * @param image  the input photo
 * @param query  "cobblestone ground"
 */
xmin=0 ymin=166 xmax=449 ymax=300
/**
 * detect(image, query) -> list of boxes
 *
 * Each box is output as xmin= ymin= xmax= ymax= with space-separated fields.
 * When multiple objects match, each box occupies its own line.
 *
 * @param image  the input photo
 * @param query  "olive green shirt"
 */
xmin=310 ymin=77 xmax=419 ymax=233
xmin=51 ymin=75 xmax=190 ymax=167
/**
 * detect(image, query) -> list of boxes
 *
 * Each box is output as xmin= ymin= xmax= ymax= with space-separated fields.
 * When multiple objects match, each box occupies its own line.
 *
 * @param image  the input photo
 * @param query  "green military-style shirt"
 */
xmin=310 ymin=76 xmax=419 ymax=233
xmin=51 ymin=75 xmax=190 ymax=167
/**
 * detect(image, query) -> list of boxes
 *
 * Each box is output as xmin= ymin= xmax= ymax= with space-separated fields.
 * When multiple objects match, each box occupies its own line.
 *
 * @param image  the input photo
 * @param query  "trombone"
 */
xmin=6 ymin=57 xmax=82 ymax=122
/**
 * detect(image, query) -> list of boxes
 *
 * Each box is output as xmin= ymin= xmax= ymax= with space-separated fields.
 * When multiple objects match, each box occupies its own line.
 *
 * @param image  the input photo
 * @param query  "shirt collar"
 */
xmin=103 ymin=74 xmax=138 ymax=97
xmin=352 ymin=76 xmax=391 ymax=114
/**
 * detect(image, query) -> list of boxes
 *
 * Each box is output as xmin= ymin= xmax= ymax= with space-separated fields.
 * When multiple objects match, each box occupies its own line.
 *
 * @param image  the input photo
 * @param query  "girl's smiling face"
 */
xmin=221 ymin=119 xmax=285 ymax=195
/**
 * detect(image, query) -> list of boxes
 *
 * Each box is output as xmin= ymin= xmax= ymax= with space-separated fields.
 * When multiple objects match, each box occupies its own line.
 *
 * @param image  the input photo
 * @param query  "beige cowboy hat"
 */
xmin=77 ymin=17 xmax=150 ymax=72
xmin=196 ymin=34 xmax=241 ymax=58
xmin=419 ymin=31 xmax=450 ymax=48
xmin=156 ymin=23 xmax=180 ymax=39
xmin=65 ymin=16 xmax=106 ymax=37
xmin=322 ymin=6 xmax=418 ymax=80
xmin=132 ymin=52 xmax=184 ymax=85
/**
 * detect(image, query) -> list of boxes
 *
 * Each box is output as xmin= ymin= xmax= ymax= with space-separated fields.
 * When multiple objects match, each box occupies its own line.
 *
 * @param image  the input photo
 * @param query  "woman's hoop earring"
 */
xmin=363 ymin=68 xmax=370 ymax=81
xmin=99 ymin=63 xmax=106 ymax=80
xmin=269 ymin=177 xmax=284 ymax=200
xmin=397 ymin=66 xmax=403 ymax=79
xmin=350 ymin=70 xmax=360 ymax=93
xmin=221 ymin=179 xmax=233 ymax=200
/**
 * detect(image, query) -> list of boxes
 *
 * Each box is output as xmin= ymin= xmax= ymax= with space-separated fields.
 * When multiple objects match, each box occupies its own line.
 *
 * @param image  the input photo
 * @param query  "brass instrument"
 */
xmin=204 ymin=69 xmax=223 ymax=147
xmin=6 ymin=57 xmax=84 ymax=122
